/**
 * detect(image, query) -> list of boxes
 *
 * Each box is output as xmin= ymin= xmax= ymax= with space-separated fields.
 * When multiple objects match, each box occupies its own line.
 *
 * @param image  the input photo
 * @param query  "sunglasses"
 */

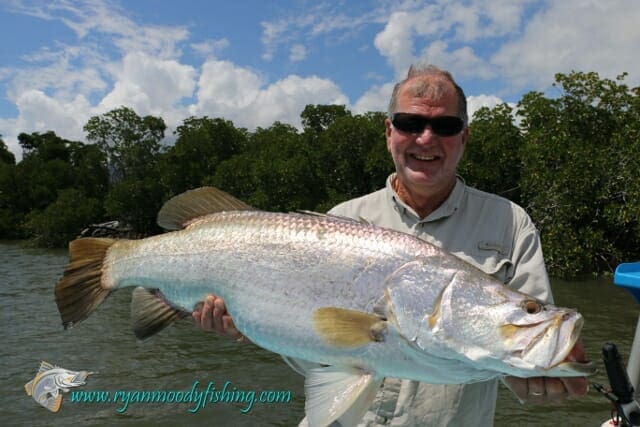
xmin=391 ymin=113 xmax=465 ymax=137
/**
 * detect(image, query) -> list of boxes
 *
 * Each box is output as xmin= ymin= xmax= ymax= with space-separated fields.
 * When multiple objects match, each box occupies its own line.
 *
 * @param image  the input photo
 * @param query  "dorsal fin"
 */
xmin=39 ymin=361 xmax=56 ymax=373
xmin=157 ymin=187 xmax=254 ymax=230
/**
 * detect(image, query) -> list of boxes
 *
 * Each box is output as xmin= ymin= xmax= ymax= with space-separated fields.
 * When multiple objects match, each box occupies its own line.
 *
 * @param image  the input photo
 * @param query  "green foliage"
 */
xmin=3 ymin=76 xmax=638 ymax=278
xmin=301 ymin=104 xmax=351 ymax=133
xmin=516 ymin=71 xmax=640 ymax=276
xmin=0 ymin=161 xmax=19 ymax=237
xmin=208 ymin=122 xmax=322 ymax=212
xmin=312 ymin=112 xmax=390 ymax=211
xmin=25 ymin=188 xmax=103 ymax=247
xmin=83 ymin=107 xmax=167 ymax=236
xmin=84 ymin=106 xmax=166 ymax=182
xmin=104 ymin=178 xmax=164 ymax=235
xmin=160 ymin=117 xmax=247 ymax=196
xmin=0 ymin=137 xmax=16 ymax=165
xmin=460 ymin=103 xmax=523 ymax=205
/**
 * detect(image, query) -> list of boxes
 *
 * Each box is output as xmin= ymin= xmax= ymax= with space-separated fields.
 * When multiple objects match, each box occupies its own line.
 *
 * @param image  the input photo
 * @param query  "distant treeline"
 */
xmin=0 ymin=71 xmax=638 ymax=278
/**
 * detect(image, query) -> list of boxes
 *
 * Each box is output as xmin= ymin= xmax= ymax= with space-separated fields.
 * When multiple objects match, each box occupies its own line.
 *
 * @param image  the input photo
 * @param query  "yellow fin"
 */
xmin=131 ymin=287 xmax=190 ymax=340
xmin=313 ymin=307 xmax=386 ymax=348
xmin=24 ymin=379 xmax=34 ymax=396
xmin=55 ymin=238 xmax=117 ymax=329
xmin=45 ymin=393 xmax=63 ymax=413
xmin=157 ymin=187 xmax=253 ymax=230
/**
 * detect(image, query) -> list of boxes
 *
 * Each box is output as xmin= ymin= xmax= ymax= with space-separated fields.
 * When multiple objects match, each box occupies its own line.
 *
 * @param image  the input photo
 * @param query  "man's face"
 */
xmin=385 ymin=82 xmax=469 ymax=200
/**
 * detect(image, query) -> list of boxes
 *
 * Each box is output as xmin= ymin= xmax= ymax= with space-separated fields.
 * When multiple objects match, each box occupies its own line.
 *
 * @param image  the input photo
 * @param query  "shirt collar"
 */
xmin=385 ymin=173 xmax=466 ymax=223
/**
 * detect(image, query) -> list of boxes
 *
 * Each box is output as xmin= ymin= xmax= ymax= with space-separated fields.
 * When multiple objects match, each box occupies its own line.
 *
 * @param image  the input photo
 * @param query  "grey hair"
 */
xmin=387 ymin=64 xmax=468 ymax=125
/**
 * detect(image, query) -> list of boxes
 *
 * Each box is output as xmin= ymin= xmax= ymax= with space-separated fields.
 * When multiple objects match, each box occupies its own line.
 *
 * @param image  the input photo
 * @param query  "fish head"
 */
xmin=497 ymin=295 xmax=589 ymax=374
xmin=53 ymin=369 xmax=92 ymax=390
xmin=404 ymin=271 xmax=592 ymax=376
xmin=384 ymin=261 xmax=593 ymax=377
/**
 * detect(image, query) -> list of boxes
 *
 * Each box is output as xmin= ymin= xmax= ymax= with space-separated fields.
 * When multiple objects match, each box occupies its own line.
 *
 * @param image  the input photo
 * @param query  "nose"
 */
xmin=415 ymin=125 xmax=437 ymax=144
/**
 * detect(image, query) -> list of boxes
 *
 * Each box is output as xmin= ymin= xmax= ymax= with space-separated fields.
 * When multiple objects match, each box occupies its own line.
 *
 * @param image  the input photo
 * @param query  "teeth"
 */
xmin=413 ymin=154 xmax=437 ymax=161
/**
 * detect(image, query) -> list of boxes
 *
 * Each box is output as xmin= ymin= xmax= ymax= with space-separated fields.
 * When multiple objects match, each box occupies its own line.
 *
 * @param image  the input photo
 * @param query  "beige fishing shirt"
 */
xmin=297 ymin=173 xmax=552 ymax=427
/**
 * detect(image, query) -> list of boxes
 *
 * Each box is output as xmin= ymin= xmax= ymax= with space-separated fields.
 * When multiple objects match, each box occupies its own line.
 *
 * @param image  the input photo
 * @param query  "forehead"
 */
xmin=397 ymin=77 xmax=459 ymax=112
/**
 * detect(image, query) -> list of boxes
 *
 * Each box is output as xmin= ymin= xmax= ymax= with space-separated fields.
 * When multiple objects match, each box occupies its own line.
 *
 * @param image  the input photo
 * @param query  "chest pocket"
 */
xmin=453 ymin=241 xmax=514 ymax=284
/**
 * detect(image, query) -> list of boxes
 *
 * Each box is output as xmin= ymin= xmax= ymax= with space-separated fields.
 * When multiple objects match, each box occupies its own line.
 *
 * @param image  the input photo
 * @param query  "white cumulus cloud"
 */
xmin=192 ymin=60 xmax=348 ymax=129
xmin=491 ymin=0 xmax=640 ymax=90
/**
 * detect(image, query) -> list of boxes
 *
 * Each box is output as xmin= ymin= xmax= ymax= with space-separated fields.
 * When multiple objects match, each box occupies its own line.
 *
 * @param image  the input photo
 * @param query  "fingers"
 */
xmin=503 ymin=376 xmax=527 ymax=402
xmin=503 ymin=338 xmax=591 ymax=404
xmin=222 ymin=314 xmax=240 ymax=337
xmin=192 ymin=295 xmax=216 ymax=331
xmin=192 ymin=295 xmax=244 ymax=341
xmin=212 ymin=297 xmax=225 ymax=332
xmin=561 ymin=377 xmax=589 ymax=397
xmin=503 ymin=376 xmax=587 ymax=405
xmin=527 ymin=377 xmax=546 ymax=397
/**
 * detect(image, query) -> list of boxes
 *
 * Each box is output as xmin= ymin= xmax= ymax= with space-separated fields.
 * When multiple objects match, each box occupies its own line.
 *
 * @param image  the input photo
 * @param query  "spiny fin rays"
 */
xmin=157 ymin=187 xmax=254 ymax=230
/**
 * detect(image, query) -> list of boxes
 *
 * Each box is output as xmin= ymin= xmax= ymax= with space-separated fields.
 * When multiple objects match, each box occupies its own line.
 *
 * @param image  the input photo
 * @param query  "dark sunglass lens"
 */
xmin=392 ymin=114 xmax=425 ymax=133
xmin=430 ymin=117 xmax=464 ymax=136
xmin=392 ymin=113 xmax=464 ymax=136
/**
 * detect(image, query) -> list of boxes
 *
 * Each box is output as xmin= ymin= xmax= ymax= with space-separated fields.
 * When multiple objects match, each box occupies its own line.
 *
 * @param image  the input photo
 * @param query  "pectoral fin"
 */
xmin=305 ymin=366 xmax=382 ymax=427
xmin=131 ymin=287 xmax=190 ymax=340
xmin=313 ymin=307 xmax=387 ymax=348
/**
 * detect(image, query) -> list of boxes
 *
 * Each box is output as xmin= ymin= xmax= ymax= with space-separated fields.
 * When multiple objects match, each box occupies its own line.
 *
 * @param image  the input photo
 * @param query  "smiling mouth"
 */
xmin=411 ymin=154 xmax=439 ymax=161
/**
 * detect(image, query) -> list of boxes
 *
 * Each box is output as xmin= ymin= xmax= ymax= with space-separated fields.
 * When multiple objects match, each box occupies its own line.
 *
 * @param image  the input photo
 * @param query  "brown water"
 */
xmin=1 ymin=241 xmax=637 ymax=426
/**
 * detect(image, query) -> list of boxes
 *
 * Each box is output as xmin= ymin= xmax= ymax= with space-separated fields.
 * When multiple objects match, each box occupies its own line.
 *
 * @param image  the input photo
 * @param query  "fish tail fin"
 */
xmin=24 ymin=379 xmax=34 ymax=396
xmin=55 ymin=238 xmax=118 ymax=329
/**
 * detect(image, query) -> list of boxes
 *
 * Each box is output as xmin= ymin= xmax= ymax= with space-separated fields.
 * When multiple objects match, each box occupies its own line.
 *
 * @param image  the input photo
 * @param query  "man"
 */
xmin=193 ymin=64 xmax=589 ymax=425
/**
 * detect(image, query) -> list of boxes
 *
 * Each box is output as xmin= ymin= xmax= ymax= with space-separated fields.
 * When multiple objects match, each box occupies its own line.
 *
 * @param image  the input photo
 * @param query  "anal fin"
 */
xmin=44 ymin=393 xmax=63 ymax=413
xmin=131 ymin=287 xmax=190 ymax=340
xmin=305 ymin=366 xmax=382 ymax=427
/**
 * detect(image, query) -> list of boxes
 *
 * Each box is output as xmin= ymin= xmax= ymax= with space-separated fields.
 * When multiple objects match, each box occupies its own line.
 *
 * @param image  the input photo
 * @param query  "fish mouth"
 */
xmin=519 ymin=311 xmax=586 ymax=370
xmin=549 ymin=314 xmax=583 ymax=367
xmin=545 ymin=315 xmax=596 ymax=375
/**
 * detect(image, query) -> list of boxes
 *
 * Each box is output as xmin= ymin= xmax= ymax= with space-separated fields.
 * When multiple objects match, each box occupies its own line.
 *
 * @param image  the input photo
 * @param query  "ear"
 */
xmin=461 ymin=125 xmax=469 ymax=147
xmin=385 ymin=118 xmax=393 ymax=152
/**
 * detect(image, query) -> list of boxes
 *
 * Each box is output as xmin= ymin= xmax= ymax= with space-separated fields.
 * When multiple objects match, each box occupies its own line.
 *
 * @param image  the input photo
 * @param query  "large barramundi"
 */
xmin=55 ymin=187 xmax=594 ymax=426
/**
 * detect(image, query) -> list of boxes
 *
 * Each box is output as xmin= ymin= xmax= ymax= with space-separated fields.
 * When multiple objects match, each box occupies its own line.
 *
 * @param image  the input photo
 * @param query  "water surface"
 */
xmin=1 ymin=241 xmax=637 ymax=426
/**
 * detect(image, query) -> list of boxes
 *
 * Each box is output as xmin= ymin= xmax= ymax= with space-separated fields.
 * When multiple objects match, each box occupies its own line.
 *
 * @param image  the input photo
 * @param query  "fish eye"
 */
xmin=521 ymin=300 xmax=543 ymax=315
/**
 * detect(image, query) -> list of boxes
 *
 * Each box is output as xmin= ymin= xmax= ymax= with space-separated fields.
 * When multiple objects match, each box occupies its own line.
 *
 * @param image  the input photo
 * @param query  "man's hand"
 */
xmin=503 ymin=339 xmax=589 ymax=404
xmin=192 ymin=295 xmax=245 ymax=341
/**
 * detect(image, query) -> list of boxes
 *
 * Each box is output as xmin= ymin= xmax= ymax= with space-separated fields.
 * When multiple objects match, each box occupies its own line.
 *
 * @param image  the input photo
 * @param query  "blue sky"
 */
xmin=1 ymin=0 xmax=639 ymax=159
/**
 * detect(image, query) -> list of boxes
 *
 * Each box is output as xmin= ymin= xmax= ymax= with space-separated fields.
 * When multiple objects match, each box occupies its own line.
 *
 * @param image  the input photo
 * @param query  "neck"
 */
xmin=392 ymin=175 xmax=456 ymax=219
